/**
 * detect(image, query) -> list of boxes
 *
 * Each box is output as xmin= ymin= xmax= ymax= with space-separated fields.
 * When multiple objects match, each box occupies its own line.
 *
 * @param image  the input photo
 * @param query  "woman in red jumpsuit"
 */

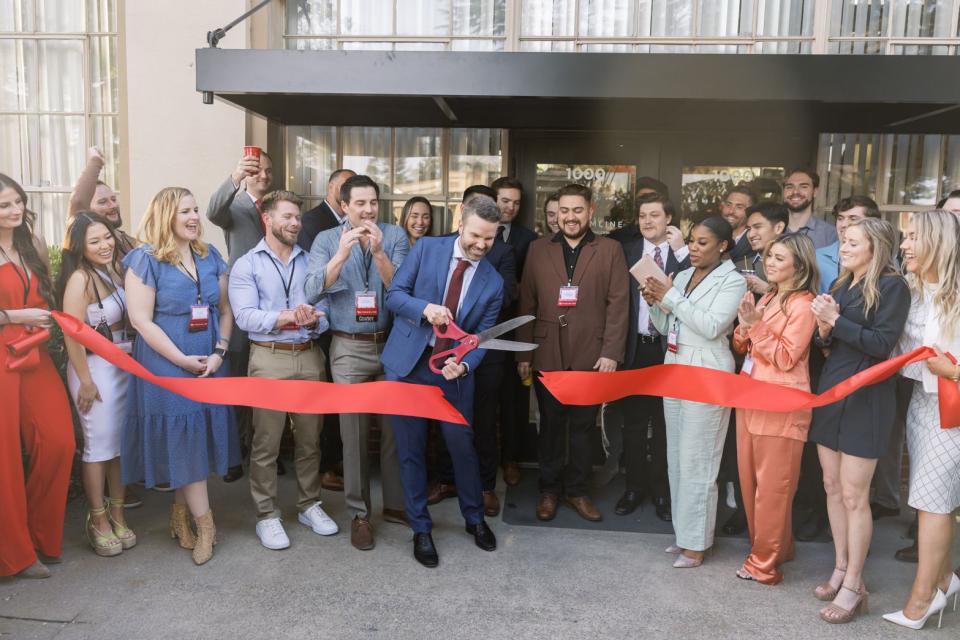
xmin=0 ymin=174 xmax=75 ymax=578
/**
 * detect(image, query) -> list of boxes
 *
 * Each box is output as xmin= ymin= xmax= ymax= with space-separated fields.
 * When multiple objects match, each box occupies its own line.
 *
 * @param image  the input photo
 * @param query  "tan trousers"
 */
xmin=248 ymin=343 xmax=326 ymax=520
xmin=330 ymin=335 xmax=404 ymax=519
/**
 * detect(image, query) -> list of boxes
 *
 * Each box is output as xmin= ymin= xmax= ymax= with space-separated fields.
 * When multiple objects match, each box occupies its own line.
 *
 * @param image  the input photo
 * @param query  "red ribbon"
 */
xmin=52 ymin=311 xmax=467 ymax=425
xmin=540 ymin=346 xmax=960 ymax=429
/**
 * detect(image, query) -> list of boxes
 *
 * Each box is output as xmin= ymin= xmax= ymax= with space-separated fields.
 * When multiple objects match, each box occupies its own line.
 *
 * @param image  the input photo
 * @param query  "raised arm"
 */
xmin=68 ymin=147 xmax=104 ymax=219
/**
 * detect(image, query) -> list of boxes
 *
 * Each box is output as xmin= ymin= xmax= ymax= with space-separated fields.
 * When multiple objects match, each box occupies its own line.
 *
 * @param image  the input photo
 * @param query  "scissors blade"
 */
xmin=475 ymin=315 xmax=535 ymax=343
xmin=476 ymin=338 xmax=538 ymax=352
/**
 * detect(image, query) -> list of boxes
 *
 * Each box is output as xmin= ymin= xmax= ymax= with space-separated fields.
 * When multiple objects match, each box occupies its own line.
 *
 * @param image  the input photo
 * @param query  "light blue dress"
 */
xmin=120 ymin=245 xmax=240 ymax=488
xmin=650 ymin=260 xmax=746 ymax=551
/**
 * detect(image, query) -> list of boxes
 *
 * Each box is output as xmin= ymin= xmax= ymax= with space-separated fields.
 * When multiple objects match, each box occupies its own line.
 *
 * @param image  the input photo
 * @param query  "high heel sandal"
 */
xmin=85 ymin=505 xmax=123 ymax=557
xmin=814 ymin=566 xmax=846 ymax=601
xmin=819 ymin=584 xmax=869 ymax=624
xmin=107 ymin=498 xmax=137 ymax=550
xmin=169 ymin=503 xmax=196 ymax=550
xmin=882 ymin=590 xmax=947 ymax=630
xmin=945 ymin=572 xmax=960 ymax=612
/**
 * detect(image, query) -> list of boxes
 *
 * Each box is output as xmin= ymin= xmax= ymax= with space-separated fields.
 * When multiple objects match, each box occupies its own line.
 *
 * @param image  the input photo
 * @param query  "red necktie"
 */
xmin=432 ymin=258 xmax=470 ymax=357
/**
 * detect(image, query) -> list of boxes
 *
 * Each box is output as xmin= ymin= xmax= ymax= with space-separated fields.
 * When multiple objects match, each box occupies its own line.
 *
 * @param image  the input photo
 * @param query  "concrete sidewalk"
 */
xmin=1 ymin=473 xmax=956 ymax=640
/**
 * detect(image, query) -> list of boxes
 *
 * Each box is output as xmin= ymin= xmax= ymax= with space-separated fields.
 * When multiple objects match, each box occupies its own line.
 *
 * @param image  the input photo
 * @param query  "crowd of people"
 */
xmin=1 ymin=148 xmax=959 ymax=629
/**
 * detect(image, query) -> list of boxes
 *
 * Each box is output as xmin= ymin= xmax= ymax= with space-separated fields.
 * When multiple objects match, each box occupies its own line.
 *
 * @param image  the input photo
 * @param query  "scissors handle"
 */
xmin=429 ymin=320 xmax=478 ymax=374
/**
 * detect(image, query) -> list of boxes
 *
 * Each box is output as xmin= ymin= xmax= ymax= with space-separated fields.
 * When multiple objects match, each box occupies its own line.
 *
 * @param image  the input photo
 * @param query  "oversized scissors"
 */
xmin=429 ymin=315 xmax=538 ymax=374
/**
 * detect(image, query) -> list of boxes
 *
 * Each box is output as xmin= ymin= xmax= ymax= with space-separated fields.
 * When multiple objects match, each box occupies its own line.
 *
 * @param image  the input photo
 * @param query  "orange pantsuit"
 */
xmin=732 ymin=291 xmax=816 ymax=585
xmin=1 ymin=263 xmax=75 ymax=576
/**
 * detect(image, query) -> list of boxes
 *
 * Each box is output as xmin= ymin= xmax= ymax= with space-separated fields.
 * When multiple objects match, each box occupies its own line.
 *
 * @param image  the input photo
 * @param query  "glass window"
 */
xmin=829 ymin=0 xmax=888 ymax=54
xmin=342 ymin=126 xmax=392 ymax=190
xmin=35 ymin=0 xmax=84 ymax=32
xmin=452 ymin=0 xmax=506 ymax=36
xmin=396 ymin=0 xmax=450 ymax=36
xmin=682 ymin=166 xmax=785 ymax=228
xmin=0 ymin=116 xmax=25 ymax=183
xmin=286 ymin=125 xmax=337 ymax=197
xmin=448 ymin=129 xmax=501 ymax=197
xmin=891 ymin=0 xmax=956 ymax=39
xmin=38 ymin=114 xmax=84 ymax=187
xmin=940 ymin=135 xmax=960 ymax=195
xmin=519 ymin=39 xmax=576 ymax=51
xmin=640 ymin=0 xmax=694 ymax=37
xmin=37 ymin=192 xmax=70 ymax=244
xmin=757 ymin=0 xmax=814 ymax=38
xmin=394 ymin=128 xmax=442 ymax=195
xmin=87 ymin=0 xmax=118 ymax=33
xmin=288 ymin=0 xmax=337 ymax=36
xmin=89 ymin=36 xmax=119 ymax=113
xmin=90 ymin=115 xmax=119 ymax=186
xmin=535 ymin=163 xmax=636 ymax=234
xmin=818 ymin=133 xmax=880 ymax=207
xmin=521 ymin=0 xmax=575 ymax=37
xmin=885 ymin=134 xmax=942 ymax=206
xmin=697 ymin=0 xmax=753 ymax=37
xmin=451 ymin=38 xmax=503 ymax=49
xmin=579 ymin=0 xmax=636 ymax=38
xmin=342 ymin=0 xmax=394 ymax=35
xmin=37 ymin=39 xmax=84 ymax=112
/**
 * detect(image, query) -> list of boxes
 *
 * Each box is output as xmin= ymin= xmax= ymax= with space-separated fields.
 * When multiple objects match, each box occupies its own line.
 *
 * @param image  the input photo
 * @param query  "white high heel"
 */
xmin=882 ymin=590 xmax=947 ymax=630
xmin=945 ymin=573 xmax=960 ymax=612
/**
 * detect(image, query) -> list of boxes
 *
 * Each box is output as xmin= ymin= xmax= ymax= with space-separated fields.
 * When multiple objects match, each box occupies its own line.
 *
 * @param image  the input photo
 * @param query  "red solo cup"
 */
xmin=243 ymin=145 xmax=261 ymax=160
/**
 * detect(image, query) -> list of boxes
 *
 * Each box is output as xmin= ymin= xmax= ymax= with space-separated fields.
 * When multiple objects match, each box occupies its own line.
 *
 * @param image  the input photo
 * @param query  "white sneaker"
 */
xmin=299 ymin=502 xmax=339 ymax=536
xmin=256 ymin=517 xmax=290 ymax=550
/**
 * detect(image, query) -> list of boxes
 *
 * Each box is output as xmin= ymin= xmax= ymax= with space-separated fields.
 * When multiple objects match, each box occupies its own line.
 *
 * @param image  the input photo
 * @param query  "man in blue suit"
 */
xmin=382 ymin=196 xmax=505 ymax=568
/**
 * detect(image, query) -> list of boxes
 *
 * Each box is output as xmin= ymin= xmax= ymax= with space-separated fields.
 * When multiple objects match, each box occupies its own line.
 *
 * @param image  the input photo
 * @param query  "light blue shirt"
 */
xmin=228 ymin=238 xmax=329 ymax=343
xmin=816 ymin=241 xmax=839 ymax=294
xmin=304 ymin=220 xmax=409 ymax=333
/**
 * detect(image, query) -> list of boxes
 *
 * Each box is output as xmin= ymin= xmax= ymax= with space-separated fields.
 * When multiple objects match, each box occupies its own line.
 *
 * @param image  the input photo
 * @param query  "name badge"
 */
xmin=557 ymin=285 xmax=579 ymax=307
xmin=741 ymin=355 xmax=755 ymax=377
xmin=189 ymin=305 xmax=209 ymax=332
xmin=355 ymin=291 xmax=378 ymax=322
xmin=666 ymin=328 xmax=679 ymax=354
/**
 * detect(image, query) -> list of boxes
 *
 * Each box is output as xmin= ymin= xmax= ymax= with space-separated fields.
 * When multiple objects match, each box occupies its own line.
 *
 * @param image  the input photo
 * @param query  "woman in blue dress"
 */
xmin=122 ymin=186 xmax=239 ymax=566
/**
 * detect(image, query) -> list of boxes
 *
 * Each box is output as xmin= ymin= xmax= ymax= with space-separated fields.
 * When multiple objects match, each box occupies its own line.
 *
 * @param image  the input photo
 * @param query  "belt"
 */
xmin=637 ymin=334 xmax=660 ymax=344
xmin=331 ymin=330 xmax=389 ymax=343
xmin=251 ymin=340 xmax=314 ymax=352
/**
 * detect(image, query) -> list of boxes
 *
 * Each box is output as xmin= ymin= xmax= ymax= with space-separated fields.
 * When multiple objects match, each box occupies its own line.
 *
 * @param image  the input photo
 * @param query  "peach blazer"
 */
xmin=732 ymin=291 xmax=817 ymax=441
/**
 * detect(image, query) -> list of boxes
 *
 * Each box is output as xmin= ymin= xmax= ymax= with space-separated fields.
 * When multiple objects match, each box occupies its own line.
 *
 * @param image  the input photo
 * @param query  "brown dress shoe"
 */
xmin=321 ymin=470 xmax=344 ymax=492
xmin=426 ymin=483 xmax=458 ymax=505
xmin=483 ymin=491 xmax=500 ymax=517
xmin=566 ymin=495 xmax=602 ymax=522
xmin=503 ymin=463 xmax=521 ymax=487
xmin=351 ymin=517 xmax=375 ymax=550
xmin=382 ymin=508 xmax=409 ymax=526
xmin=536 ymin=493 xmax=559 ymax=521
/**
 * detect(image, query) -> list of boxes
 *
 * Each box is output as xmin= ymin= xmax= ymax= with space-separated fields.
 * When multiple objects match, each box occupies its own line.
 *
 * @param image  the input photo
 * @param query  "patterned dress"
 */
xmin=899 ymin=287 xmax=960 ymax=514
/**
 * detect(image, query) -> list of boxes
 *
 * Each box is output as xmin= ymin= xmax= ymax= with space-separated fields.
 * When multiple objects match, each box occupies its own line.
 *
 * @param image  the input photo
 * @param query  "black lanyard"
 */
xmin=267 ymin=253 xmax=296 ymax=309
xmin=0 ymin=245 xmax=31 ymax=306
xmin=180 ymin=251 xmax=202 ymax=304
xmin=92 ymin=268 xmax=126 ymax=322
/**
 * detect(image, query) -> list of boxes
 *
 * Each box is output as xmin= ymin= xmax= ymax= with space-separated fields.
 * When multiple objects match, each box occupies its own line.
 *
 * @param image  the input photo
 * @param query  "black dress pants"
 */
xmin=499 ymin=358 xmax=529 ymax=463
xmin=534 ymin=376 xmax=599 ymax=497
xmin=616 ymin=341 xmax=669 ymax=499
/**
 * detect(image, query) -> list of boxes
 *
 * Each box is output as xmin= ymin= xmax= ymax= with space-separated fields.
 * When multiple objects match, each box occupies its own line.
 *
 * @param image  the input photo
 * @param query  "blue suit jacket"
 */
xmin=382 ymin=235 xmax=505 ymax=379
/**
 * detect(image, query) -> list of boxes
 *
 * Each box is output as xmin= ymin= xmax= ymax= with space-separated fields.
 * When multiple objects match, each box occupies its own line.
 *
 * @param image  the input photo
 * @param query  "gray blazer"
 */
xmin=205 ymin=176 xmax=264 ymax=267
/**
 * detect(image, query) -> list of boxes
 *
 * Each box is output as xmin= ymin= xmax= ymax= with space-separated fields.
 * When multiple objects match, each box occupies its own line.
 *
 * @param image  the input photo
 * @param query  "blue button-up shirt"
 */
xmin=304 ymin=220 xmax=409 ymax=333
xmin=792 ymin=214 xmax=838 ymax=250
xmin=228 ymin=238 xmax=329 ymax=343
xmin=816 ymin=241 xmax=840 ymax=294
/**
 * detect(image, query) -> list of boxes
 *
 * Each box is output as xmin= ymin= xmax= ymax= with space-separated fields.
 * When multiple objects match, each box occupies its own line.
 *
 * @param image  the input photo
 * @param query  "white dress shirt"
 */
xmin=638 ymin=239 xmax=672 ymax=335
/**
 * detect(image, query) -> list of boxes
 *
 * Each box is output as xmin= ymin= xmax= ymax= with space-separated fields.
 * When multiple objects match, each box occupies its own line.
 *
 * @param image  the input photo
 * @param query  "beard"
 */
xmin=561 ymin=224 xmax=588 ymax=241
xmin=104 ymin=209 xmax=122 ymax=229
xmin=271 ymin=226 xmax=296 ymax=246
xmin=786 ymin=197 xmax=813 ymax=213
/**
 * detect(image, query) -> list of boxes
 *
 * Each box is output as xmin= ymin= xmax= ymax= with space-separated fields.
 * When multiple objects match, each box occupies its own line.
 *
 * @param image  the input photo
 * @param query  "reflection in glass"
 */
xmin=697 ymin=0 xmax=752 ymax=36
xmin=818 ymin=133 xmax=880 ymax=208
xmin=885 ymin=134 xmax=941 ymax=206
xmin=640 ymin=0 xmax=694 ymax=37
xmin=453 ymin=0 xmax=506 ymax=36
xmin=288 ymin=0 xmax=336 ymax=36
xmin=342 ymin=0 xmax=393 ymax=35
xmin=448 ymin=129 xmax=502 ymax=197
xmin=521 ymin=0 xmax=575 ymax=37
xmin=940 ymin=135 xmax=960 ymax=196
xmin=682 ymin=166 xmax=785 ymax=227
xmin=38 ymin=39 xmax=84 ymax=112
xmin=535 ymin=164 xmax=636 ymax=234
xmin=342 ymin=126 xmax=392 ymax=191
xmin=578 ymin=0 xmax=635 ymax=37
xmin=395 ymin=128 xmax=442 ymax=195
xmin=396 ymin=0 xmax=449 ymax=36
xmin=89 ymin=36 xmax=119 ymax=113
xmin=829 ymin=0 xmax=888 ymax=54
xmin=90 ymin=116 xmax=120 ymax=187
xmin=286 ymin=126 xmax=337 ymax=197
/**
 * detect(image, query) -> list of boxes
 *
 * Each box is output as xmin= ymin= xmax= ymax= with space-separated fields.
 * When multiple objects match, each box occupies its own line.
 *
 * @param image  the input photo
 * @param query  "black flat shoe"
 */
xmin=465 ymin=521 xmax=496 ymax=552
xmin=413 ymin=533 xmax=438 ymax=568
xmin=222 ymin=465 xmax=244 ymax=483
xmin=614 ymin=490 xmax=644 ymax=516
xmin=721 ymin=508 xmax=747 ymax=535
xmin=654 ymin=496 xmax=672 ymax=522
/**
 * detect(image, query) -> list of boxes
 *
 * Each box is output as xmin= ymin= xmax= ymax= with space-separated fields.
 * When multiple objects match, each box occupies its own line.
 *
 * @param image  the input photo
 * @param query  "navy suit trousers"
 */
xmin=388 ymin=352 xmax=484 ymax=533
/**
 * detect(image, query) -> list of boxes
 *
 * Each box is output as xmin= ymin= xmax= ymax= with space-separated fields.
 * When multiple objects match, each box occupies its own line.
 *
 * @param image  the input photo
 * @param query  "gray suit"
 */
xmin=206 ymin=176 xmax=266 ymax=354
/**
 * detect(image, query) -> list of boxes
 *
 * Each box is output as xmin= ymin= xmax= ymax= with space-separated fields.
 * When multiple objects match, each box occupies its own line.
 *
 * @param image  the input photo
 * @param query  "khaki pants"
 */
xmin=248 ymin=343 xmax=326 ymax=520
xmin=330 ymin=335 xmax=404 ymax=519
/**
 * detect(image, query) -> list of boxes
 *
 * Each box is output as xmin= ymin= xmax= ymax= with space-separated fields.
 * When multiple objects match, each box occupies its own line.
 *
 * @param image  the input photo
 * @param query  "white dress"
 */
xmin=899 ymin=287 xmax=960 ymax=514
xmin=66 ymin=275 xmax=131 ymax=463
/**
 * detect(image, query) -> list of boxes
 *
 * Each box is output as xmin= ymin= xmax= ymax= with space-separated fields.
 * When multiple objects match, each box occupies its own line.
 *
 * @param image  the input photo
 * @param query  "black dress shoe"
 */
xmin=653 ymin=497 xmax=672 ymax=522
xmin=795 ymin=511 xmax=831 ymax=542
xmin=721 ymin=508 xmax=747 ymax=535
xmin=413 ymin=533 xmax=438 ymax=568
xmin=869 ymin=502 xmax=899 ymax=520
xmin=276 ymin=458 xmax=287 ymax=476
xmin=222 ymin=465 xmax=244 ymax=483
xmin=614 ymin=490 xmax=644 ymax=516
xmin=465 ymin=521 xmax=496 ymax=552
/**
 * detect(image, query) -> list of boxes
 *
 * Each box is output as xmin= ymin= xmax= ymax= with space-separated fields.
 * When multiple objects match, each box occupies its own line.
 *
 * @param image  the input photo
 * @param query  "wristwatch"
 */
xmin=213 ymin=346 xmax=227 ymax=359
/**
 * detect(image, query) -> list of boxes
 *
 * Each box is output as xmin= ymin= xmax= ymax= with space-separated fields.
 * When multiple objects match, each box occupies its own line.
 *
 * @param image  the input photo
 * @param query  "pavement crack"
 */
xmin=0 ymin=614 xmax=87 ymax=625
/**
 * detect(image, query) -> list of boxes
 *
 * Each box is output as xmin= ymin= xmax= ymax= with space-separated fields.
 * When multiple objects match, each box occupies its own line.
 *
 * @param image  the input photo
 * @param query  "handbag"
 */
xmin=5 ymin=326 xmax=51 ymax=372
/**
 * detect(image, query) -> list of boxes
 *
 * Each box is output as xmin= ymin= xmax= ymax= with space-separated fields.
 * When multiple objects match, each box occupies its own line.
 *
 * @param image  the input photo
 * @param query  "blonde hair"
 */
xmin=766 ymin=232 xmax=820 ymax=314
xmin=908 ymin=210 xmax=960 ymax=340
xmin=830 ymin=217 xmax=901 ymax=317
xmin=136 ymin=187 xmax=208 ymax=264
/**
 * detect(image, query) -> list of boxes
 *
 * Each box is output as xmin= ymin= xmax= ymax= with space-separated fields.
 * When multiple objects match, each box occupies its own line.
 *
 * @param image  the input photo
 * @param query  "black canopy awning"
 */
xmin=196 ymin=49 xmax=960 ymax=133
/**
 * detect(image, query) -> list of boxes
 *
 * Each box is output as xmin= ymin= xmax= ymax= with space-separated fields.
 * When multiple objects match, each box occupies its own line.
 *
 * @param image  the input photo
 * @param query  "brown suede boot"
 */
xmin=192 ymin=511 xmax=216 ymax=565
xmin=169 ymin=504 xmax=196 ymax=550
